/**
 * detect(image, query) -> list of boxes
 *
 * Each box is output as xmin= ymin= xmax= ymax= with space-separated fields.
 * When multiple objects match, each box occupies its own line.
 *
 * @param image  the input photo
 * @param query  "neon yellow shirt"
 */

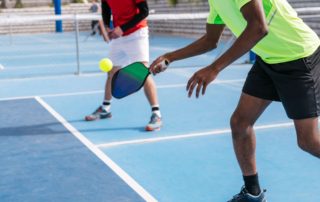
xmin=207 ymin=0 xmax=320 ymax=64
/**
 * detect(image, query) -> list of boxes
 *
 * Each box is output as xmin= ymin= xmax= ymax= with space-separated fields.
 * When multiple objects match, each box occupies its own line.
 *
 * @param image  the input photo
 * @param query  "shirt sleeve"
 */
xmin=120 ymin=1 xmax=149 ymax=32
xmin=206 ymin=0 xmax=224 ymax=24
xmin=101 ymin=0 xmax=111 ymax=27
xmin=234 ymin=0 xmax=251 ymax=10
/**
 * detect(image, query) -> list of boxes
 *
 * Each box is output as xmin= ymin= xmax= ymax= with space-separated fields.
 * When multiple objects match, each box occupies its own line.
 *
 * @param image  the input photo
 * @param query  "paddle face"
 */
xmin=111 ymin=62 xmax=150 ymax=99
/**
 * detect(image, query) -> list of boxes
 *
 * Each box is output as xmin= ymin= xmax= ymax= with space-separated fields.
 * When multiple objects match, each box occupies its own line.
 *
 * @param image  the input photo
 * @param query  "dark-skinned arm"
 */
xmin=165 ymin=24 xmax=225 ymax=62
xmin=187 ymin=0 xmax=269 ymax=98
xmin=211 ymin=0 xmax=268 ymax=73
xmin=150 ymin=24 xmax=225 ymax=74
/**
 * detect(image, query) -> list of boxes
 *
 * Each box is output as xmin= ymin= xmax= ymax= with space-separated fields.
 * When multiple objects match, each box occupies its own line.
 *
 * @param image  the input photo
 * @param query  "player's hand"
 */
xmin=150 ymin=56 xmax=170 ymax=75
xmin=186 ymin=65 xmax=219 ymax=98
xmin=106 ymin=27 xmax=112 ymax=33
xmin=109 ymin=26 xmax=123 ymax=39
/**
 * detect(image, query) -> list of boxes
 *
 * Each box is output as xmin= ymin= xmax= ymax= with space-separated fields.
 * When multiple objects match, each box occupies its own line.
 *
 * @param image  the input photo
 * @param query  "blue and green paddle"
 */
xmin=111 ymin=61 xmax=168 ymax=99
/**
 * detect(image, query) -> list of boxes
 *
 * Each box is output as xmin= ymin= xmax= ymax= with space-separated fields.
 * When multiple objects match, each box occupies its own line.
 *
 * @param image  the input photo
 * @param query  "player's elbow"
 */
xmin=144 ymin=8 xmax=149 ymax=17
xmin=258 ymin=24 xmax=269 ymax=37
xmin=141 ymin=8 xmax=149 ymax=18
xmin=138 ymin=2 xmax=149 ymax=18
xmin=208 ymin=42 xmax=218 ymax=51
xmin=204 ymin=36 xmax=218 ymax=51
xmin=253 ymin=22 xmax=269 ymax=39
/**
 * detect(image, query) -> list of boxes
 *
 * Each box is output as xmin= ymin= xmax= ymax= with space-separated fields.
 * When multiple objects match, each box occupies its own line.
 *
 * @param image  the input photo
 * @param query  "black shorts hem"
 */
xmin=242 ymin=88 xmax=280 ymax=102
xmin=288 ymin=112 xmax=320 ymax=120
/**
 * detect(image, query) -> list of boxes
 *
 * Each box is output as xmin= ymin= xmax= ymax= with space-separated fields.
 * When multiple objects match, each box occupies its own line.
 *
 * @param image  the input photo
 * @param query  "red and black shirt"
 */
xmin=101 ymin=0 xmax=148 ymax=36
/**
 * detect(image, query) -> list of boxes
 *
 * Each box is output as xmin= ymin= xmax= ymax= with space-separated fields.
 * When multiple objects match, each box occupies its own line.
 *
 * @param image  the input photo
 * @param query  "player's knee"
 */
xmin=230 ymin=113 xmax=251 ymax=139
xmin=144 ymin=76 xmax=154 ymax=85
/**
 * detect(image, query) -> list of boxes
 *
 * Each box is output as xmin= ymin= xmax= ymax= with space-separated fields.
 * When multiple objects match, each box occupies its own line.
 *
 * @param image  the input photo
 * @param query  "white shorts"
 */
xmin=108 ymin=27 xmax=149 ymax=67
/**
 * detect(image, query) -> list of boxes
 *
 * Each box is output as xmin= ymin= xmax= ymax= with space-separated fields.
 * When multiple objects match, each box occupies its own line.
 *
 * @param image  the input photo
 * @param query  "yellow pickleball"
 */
xmin=99 ymin=58 xmax=113 ymax=72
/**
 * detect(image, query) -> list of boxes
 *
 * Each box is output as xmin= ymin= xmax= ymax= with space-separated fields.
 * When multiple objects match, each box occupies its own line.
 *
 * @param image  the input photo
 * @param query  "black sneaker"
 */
xmin=228 ymin=186 xmax=267 ymax=202
xmin=85 ymin=106 xmax=112 ymax=121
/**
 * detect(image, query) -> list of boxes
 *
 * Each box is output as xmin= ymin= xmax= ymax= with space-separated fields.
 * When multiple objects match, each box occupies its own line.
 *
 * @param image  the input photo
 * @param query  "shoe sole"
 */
xmin=145 ymin=126 xmax=161 ymax=131
xmin=85 ymin=113 xmax=112 ymax=121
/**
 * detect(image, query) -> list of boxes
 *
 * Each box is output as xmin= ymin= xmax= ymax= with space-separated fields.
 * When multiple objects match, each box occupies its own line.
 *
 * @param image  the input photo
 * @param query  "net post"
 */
xmin=74 ymin=13 xmax=81 ymax=75
xmin=8 ymin=15 xmax=13 ymax=45
xmin=54 ymin=0 xmax=63 ymax=32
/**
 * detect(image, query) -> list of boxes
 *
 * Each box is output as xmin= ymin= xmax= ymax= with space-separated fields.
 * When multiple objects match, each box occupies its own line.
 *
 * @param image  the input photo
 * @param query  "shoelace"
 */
xmin=94 ymin=106 xmax=108 ymax=114
xmin=229 ymin=187 xmax=247 ymax=201
xmin=233 ymin=190 xmax=246 ymax=200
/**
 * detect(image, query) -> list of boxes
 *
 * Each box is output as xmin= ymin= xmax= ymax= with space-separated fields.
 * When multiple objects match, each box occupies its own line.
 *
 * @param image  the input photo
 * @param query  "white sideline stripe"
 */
xmin=0 ymin=73 xmax=104 ymax=82
xmin=97 ymin=122 xmax=294 ymax=148
xmin=0 ymin=64 xmax=250 ymax=82
xmin=0 ymin=79 xmax=245 ymax=101
xmin=0 ymin=50 xmax=105 ymax=60
xmin=34 ymin=96 xmax=157 ymax=202
xmin=0 ymin=90 xmax=102 ymax=101
xmin=4 ymin=61 xmax=99 ymax=71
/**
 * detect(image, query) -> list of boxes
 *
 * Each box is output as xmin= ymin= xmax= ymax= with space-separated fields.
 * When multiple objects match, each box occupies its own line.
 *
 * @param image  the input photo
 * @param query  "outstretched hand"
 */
xmin=186 ymin=65 xmax=219 ymax=98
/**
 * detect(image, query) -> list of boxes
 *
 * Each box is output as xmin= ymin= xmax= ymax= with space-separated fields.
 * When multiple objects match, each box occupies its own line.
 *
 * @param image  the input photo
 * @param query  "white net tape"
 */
xmin=0 ymin=6 xmax=318 ymax=25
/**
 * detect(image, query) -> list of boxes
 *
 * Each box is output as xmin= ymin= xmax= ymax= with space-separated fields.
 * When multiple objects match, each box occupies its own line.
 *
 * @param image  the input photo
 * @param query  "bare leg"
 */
xmin=142 ymin=62 xmax=159 ymax=106
xmin=230 ymin=93 xmax=271 ymax=176
xmin=84 ymin=67 xmax=119 ymax=121
xmin=104 ymin=66 xmax=120 ymax=100
xmin=294 ymin=117 xmax=320 ymax=158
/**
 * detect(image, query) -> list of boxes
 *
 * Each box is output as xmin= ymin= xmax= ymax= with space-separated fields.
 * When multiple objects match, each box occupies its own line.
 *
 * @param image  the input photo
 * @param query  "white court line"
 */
xmin=0 ymin=64 xmax=250 ymax=82
xmin=35 ymin=96 xmax=158 ymax=202
xmin=0 ymin=90 xmax=103 ymax=101
xmin=4 ymin=61 xmax=98 ymax=71
xmin=0 ymin=79 xmax=245 ymax=101
xmin=97 ymin=122 xmax=294 ymax=148
xmin=0 ymin=50 xmax=106 ymax=60
xmin=0 ymin=72 xmax=104 ymax=82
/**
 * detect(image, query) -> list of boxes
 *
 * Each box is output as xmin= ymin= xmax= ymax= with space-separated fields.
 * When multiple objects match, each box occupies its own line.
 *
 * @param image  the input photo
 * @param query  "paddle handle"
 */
xmin=160 ymin=59 xmax=170 ymax=71
xmin=150 ymin=59 xmax=169 ymax=74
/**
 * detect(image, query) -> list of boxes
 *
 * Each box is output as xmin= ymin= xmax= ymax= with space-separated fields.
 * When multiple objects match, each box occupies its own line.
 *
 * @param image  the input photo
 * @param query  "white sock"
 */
xmin=151 ymin=105 xmax=161 ymax=117
xmin=102 ymin=100 xmax=111 ymax=111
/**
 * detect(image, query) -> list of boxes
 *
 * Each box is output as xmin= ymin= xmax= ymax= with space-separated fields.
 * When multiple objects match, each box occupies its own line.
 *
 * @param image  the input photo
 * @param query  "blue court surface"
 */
xmin=0 ymin=32 xmax=319 ymax=202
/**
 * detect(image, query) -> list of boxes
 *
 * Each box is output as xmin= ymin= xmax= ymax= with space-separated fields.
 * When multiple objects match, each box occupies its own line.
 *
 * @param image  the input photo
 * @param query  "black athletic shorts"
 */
xmin=243 ymin=47 xmax=320 ymax=119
